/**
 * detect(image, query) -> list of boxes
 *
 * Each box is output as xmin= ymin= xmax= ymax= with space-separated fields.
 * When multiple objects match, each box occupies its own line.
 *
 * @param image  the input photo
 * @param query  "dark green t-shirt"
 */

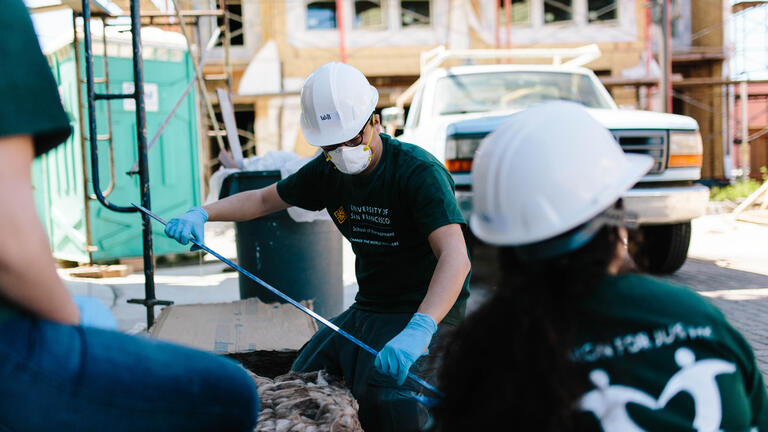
xmin=0 ymin=0 xmax=73 ymax=324
xmin=573 ymin=274 xmax=768 ymax=431
xmin=277 ymin=134 xmax=470 ymax=324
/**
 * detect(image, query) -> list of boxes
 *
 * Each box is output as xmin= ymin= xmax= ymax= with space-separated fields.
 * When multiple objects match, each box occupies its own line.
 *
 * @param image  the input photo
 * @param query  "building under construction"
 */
xmin=30 ymin=0 xmax=768 ymax=189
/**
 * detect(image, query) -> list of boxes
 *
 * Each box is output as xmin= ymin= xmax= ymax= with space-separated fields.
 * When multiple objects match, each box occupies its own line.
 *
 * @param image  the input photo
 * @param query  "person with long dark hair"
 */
xmin=433 ymin=101 xmax=768 ymax=431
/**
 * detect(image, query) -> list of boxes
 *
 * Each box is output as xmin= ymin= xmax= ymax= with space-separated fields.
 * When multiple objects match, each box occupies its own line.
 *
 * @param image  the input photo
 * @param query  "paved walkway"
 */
xmin=62 ymin=214 xmax=768 ymax=379
xmin=663 ymin=215 xmax=768 ymax=379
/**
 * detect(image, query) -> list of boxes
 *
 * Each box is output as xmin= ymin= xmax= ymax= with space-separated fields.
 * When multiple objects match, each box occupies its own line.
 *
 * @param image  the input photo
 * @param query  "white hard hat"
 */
xmin=470 ymin=101 xmax=653 ymax=247
xmin=300 ymin=62 xmax=379 ymax=147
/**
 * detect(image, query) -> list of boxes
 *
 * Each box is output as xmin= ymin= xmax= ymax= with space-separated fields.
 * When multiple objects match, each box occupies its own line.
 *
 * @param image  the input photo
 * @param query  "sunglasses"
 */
xmin=321 ymin=115 xmax=375 ymax=152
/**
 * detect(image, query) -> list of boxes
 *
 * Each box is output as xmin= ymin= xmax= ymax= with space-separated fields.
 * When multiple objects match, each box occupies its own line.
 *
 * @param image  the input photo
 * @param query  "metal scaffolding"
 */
xmin=42 ymin=0 xmax=238 ymax=328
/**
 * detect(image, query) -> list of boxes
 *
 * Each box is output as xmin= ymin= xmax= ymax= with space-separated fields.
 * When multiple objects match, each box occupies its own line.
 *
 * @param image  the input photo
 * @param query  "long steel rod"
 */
xmin=127 ymin=0 xmax=162 ymax=327
xmin=741 ymin=80 xmax=750 ymax=177
xmin=99 ymin=17 xmax=116 ymax=198
xmin=82 ymin=0 xmax=170 ymax=327
xmin=72 ymin=13 xmax=96 ymax=262
xmin=219 ymin=0 xmax=233 ymax=94
xmin=661 ymin=0 xmax=672 ymax=113
xmin=82 ymin=0 xmax=133 ymax=213
xmin=336 ymin=0 xmax=346 ymax=62
xmin=114 ymin=10 xmax=224 ymax=17
xmin=132 ymin=203 xmax=445 ymax=399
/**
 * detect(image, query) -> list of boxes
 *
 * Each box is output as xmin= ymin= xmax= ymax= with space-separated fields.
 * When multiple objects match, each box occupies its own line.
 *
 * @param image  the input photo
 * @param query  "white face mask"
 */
xmin=327 ymin=144 xmax=373 ymax=175
xmin=325 ymin=120 xmax=375 ymax=174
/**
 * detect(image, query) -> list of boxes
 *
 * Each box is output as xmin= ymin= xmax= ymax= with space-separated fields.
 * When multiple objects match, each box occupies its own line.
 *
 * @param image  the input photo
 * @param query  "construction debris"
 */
xmin=249 ymin=371 xmax=363 ymax=432
xmin=64 ymin=264 xmax=132 ymax=278
xmin=733 ymin=179 xmax=768 ymax=225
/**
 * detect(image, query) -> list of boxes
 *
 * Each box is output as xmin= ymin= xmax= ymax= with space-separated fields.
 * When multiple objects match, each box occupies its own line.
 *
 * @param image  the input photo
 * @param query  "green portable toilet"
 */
xmin=34 ymin=27 xmax=201 ymax=263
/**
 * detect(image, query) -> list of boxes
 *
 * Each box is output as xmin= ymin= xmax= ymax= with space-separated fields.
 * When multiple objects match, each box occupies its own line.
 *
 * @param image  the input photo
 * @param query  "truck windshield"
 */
xmin=434 ymin=71 xmax=613 ymax=115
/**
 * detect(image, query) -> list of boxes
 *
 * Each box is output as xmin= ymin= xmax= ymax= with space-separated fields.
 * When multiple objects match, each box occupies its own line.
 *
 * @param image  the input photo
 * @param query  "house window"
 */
xmin=498 ymin=0 xmax=530 ymax=25
xmin=401 ymin=0 xmax=430 ymax=27
xmin=355 ymin=0 xmax=386 ymax=29
xmin=588 ymin=0 xmax=617 ymax=22
xmin=544 ymin=0 xmax=572 ymax=23
xmin=307 ymin=1 xmax=337 ymax=29
xmin=216 ymin=0 xmax=244 ymax=46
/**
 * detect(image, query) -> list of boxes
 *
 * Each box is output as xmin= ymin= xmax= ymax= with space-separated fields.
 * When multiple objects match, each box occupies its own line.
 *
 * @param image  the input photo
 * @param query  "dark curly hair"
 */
xmin=432 ymin=224 xmax=622 ymax=432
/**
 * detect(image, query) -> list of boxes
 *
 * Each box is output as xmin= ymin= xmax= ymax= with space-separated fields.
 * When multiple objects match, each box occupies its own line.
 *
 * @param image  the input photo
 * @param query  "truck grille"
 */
xmin=611 ymin=130 xmax=667 ymax=174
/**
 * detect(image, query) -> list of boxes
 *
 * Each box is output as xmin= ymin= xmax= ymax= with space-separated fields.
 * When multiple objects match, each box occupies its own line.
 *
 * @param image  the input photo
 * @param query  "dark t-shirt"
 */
xmin=0 ymin=0 xmax=73 ymax=323
xmin=277 ymin=134 xmax=470 ymax=324
xmin=573 ymin=274 xmax=768 ymax=431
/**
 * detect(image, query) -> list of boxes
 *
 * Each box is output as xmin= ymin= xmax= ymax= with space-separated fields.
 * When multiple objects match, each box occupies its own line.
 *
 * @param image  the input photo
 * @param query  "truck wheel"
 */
xmin=629 ymin=222 xmax=692 ymax=275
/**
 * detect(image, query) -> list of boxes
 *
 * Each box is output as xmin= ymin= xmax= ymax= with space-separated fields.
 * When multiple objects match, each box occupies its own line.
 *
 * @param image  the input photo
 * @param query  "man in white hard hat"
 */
xmin=165 ymin=62 xmax=471 ymax=431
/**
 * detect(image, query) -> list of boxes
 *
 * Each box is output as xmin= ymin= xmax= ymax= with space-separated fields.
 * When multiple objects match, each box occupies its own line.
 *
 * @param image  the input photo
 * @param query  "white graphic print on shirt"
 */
xmin=579 ymin=347 xmax=737 ymax=432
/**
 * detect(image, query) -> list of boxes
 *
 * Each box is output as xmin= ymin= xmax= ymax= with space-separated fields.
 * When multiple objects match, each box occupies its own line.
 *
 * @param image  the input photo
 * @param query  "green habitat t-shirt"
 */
xmin=0 ymin=0 xmax=73 ymax=324
xmin=572 ymin=274 xmax=768 ymax=431
xmin=277 ymin=134 xmax=470 ymax=324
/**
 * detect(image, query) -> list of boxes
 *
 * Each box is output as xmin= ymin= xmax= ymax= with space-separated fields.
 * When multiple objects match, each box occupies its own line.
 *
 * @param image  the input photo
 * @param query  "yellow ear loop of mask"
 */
xmin=363 ymin=116 xmax=375 ymax=165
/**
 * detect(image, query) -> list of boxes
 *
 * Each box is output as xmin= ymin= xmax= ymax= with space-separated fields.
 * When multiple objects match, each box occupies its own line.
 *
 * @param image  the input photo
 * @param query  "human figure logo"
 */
xmin=578 ymin=347 xmax=737 ymax=432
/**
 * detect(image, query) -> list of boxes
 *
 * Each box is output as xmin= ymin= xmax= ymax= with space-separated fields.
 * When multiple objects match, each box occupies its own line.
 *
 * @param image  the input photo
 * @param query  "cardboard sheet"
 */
xmin=149 ymin=298 xmax=318 ymax=353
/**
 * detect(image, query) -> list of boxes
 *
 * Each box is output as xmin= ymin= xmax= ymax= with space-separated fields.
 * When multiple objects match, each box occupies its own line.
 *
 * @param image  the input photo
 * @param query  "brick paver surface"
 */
xmin=664 ymin=259 xmax=768 ymax=380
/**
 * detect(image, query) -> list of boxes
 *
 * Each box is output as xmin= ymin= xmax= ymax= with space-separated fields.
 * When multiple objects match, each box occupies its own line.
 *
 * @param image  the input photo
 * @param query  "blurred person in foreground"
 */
xmin=433 ymin=101 xmax=768 ymax=431
xmin=0 ymin=1 xmax=258 ymax=430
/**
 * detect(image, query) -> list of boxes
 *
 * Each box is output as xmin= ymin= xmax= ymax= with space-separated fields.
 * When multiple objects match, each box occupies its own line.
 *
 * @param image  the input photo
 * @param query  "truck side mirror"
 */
xmin=381 ymin=106 xmax=405 ymax=135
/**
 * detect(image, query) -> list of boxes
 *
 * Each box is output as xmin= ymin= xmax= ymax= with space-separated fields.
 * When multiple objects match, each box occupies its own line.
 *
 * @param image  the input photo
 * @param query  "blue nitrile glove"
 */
xmin=374 ymin=313 xmax=437 ymax=386
xmin=73 ymin=296 xmax=117 ymax=330
xmin=164 ymin=206 xmax=208 ymax=251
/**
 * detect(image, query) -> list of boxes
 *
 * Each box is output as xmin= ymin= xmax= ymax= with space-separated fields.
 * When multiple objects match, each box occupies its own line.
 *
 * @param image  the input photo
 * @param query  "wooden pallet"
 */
xmin=65 ymin=264 xmax=133 ymax=279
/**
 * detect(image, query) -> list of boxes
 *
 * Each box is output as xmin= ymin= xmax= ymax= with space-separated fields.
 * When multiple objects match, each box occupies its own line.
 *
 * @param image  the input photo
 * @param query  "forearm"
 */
xmin=417 ymin=249 xmax=470 ymax=324
xmin=0 ymin=135 xmax=78 ymax=325
xmin=0 ymin=213 xmax=79 ymax=324
xmin=203 ymin=184 xmax=289 ymax=222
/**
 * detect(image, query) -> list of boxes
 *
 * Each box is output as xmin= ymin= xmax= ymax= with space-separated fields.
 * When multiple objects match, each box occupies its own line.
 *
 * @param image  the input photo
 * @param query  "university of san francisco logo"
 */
xmin=333 ymin=206 xmax=347 ymax=224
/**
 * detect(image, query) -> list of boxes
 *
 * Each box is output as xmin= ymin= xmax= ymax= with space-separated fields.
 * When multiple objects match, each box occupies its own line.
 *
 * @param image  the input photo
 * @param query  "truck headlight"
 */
xmin=445 ymin=136 xmax=483 ymax=172
xmin=668 ymin=131 xmax=703 ymax=168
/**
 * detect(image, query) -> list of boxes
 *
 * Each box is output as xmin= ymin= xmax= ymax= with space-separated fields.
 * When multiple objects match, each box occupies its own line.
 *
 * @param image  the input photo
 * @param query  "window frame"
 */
xmin=399 ymin=0 xmax=433 ymax=28
xmin=289 ymin=0 xmax=444 ymax=49
xmin=215 ymin=0 xmax=245 ymax=47
xmin=542 ymin=0 xmax=574 ymax=25
xmin=587 ymin=0 xmax=619 ymax=23
xmin=498 ymin=0 xmax=532 ymax=27
xmin=353 ymin=0 xmax=388 ymax=30
xmin=306 ymin=0 xmax=340 ymax=30
xmin=201 ymin=0 xmax=255 ymax=63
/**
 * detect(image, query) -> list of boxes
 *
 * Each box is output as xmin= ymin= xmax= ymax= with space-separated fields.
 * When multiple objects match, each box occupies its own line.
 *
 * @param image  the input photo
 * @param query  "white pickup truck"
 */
xmin=382 ymin=46 xmax=709 ymax=274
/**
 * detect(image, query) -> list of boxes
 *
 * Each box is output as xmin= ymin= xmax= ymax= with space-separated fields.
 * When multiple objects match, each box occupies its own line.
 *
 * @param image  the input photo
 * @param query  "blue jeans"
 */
xmin=0 ymin=315 xmax=259 ymax=431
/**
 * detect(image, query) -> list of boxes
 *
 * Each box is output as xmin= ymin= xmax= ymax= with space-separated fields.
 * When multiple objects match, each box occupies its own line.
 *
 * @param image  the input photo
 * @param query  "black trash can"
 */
xmin=219 ymin=171 xmax=344 ymax=318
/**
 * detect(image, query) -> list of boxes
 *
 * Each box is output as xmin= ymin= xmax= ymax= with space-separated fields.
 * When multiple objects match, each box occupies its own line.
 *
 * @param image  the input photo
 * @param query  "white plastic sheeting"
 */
xmin=205 ymin=151 xmax=331 ymax=223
